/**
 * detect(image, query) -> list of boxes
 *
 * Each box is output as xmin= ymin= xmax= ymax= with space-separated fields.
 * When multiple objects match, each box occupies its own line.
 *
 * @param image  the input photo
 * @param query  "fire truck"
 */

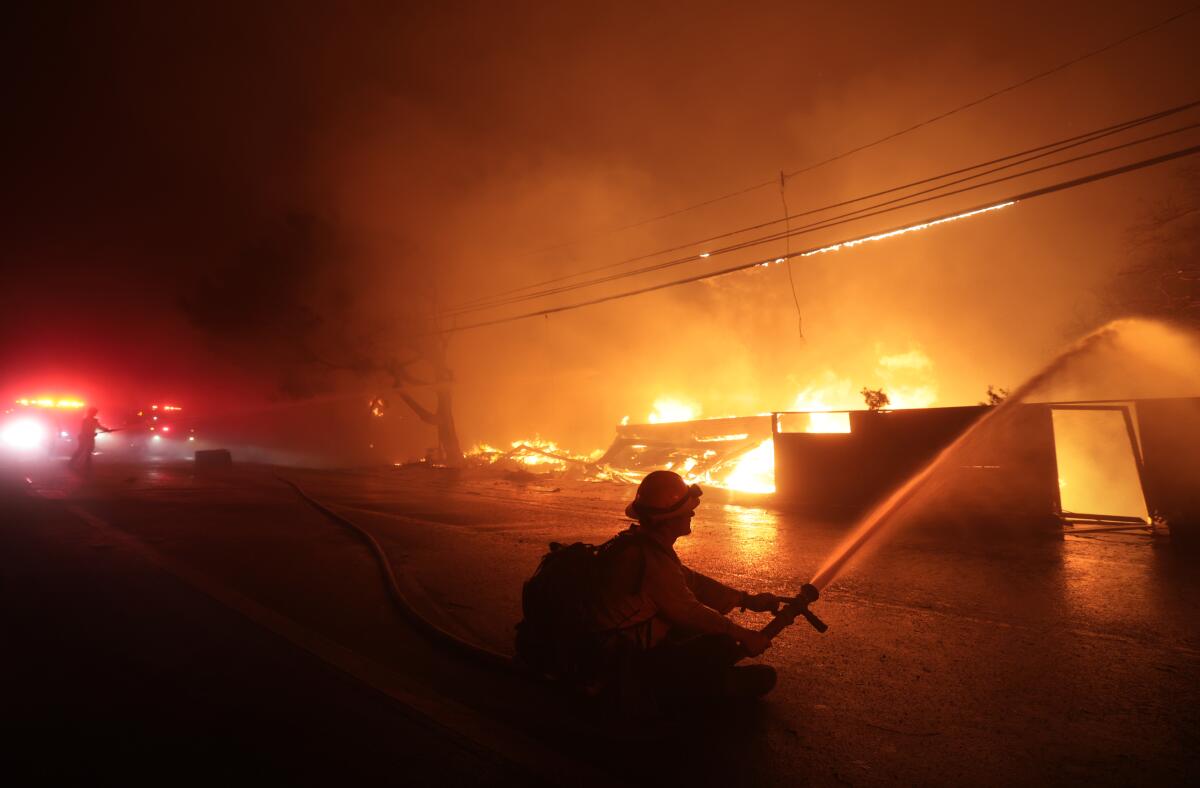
xmin=0 ymin=397 xmax=88 ymax=458
xmin=114 ymin=403 xmax=197 ymax=458
xmin=1 ymin=397 xmax=198 ymax=461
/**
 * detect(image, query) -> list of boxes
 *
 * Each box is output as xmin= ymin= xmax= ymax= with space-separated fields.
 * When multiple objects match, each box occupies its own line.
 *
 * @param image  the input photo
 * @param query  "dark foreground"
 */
xmin=3 ymin=460 xmax=1199 ymax=786
xmin=0 ymin=487 xmax=530 ymax=785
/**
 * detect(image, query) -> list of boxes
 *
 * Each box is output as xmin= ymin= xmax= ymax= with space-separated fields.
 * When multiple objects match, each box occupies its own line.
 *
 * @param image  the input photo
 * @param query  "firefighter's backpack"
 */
xmin=514 ymin=530 xmax=645 ymax=682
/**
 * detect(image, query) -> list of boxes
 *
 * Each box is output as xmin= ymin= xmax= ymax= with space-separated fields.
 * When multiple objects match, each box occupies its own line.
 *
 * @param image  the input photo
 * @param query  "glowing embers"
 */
xmin=465 ymin=438 xmax=598 ymax=472
xmin=467 ymin=428 xmax=786 ymax=493
xmin=798 ymin=201 xmax=1015 ymax=259
xmin=509 ymin=438 xmax=571 ymax=467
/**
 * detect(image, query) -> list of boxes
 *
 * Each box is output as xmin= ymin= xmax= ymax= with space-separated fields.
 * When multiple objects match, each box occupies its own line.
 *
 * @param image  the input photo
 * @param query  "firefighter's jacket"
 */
xmin=77 ymin=416 xmax=103 ymax=444
xmin=590 ymin=525 xmax=743 ymax=648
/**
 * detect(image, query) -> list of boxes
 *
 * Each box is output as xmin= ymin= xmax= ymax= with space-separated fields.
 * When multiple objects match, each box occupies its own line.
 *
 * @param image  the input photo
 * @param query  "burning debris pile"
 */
xmin=594 ymin=415 xmax=776 ymax=492
xmin=453 ymin=347 xmax=944 ymax=493
xmin=462 ymin=349 xmax=942 ymax=494
xmin=465 ymin=419 xmax=777 ymax=493
xmin=466 ymin=438 xmax=604 ymax=475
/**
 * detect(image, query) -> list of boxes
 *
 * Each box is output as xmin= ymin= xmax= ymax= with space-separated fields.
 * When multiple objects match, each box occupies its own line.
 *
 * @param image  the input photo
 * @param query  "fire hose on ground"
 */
xmin=277 ymin=475 xmax=515 ymax=673
xmin=277 ymin=475 xmax=827 ymax=680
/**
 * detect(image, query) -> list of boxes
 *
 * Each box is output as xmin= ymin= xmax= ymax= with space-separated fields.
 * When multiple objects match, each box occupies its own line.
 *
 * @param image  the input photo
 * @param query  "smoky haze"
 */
xmin=2 ymin=2 xmax=1198 ymax=463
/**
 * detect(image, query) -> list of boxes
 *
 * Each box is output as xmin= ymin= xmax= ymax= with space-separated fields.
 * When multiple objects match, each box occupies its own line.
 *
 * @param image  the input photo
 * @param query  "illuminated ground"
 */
xmin=4 ymin=459 xmax=1199 ymax=785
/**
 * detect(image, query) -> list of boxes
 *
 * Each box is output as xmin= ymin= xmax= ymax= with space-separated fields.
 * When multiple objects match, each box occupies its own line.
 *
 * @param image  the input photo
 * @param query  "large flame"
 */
xmin=647 ymin=397 xmax=700 ymax=424
xmin=464 ymin=347 xmax=942 ymax=494
xmin=711 ymin=438 xmax=776 ymax=493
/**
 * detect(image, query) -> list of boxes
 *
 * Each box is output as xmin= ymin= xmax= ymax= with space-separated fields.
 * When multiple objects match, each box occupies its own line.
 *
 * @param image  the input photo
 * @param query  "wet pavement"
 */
xmin=0 ymin=475 xmax=541 ymax=785
xmin=4 ymin=459 xmax=1199 ymax=785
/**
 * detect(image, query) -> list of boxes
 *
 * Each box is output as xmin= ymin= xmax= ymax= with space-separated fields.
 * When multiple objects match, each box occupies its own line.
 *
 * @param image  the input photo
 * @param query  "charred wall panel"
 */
xmin=771 ymin=433 xmax=861 ymax=512
xmin=932 ymin=404 xmax=1059 ymax=527
xmin=1136 ymin=397 xmax=1200 ymax=542
xmin=775 ymin=407 xmax=985 ymax=516
xmin=849 ymin=406 xmax=985 ymax=503
xmin=775 ymin=404 xmax=1059 ymax=528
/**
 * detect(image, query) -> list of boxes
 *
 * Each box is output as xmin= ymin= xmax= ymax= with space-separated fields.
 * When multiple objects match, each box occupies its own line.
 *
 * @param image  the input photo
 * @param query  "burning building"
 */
xmin=514 ymin=394 xmax=1200 ymax=542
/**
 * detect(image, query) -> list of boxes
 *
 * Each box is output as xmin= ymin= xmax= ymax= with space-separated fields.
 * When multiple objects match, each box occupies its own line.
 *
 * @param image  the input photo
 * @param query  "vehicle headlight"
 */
xmin=2 ymin=418 xmax=46 ymax=450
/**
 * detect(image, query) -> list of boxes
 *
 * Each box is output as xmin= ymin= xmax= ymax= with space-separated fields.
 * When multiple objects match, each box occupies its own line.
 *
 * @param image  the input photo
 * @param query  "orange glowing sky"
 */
xmin=2 ymin=2 xmax=1198 ymax=463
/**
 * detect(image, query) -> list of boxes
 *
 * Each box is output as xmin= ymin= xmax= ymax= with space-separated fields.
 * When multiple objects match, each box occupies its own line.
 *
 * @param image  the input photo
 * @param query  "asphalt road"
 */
xmin=0 ymin=474 xmax=554 ymax=786
xmin=4 ymin=459 xmax=1199 ymax=786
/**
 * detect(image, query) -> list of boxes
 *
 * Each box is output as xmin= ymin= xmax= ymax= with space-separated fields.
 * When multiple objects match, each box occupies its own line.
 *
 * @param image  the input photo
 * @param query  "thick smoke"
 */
xmin=3 ymin=3 xmax=1198 ymax=463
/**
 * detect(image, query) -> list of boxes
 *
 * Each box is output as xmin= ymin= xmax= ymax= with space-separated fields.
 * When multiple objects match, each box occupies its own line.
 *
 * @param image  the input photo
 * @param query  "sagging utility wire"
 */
xmin=670 ymin=119 xmax=1200 ymax=278
xmin=450 ymin=99 xmax=1200 ymax=314
xmin=497 ymin=4 xmax=1200 ymax=264
xmin=438 ymin=142 xmax=1200 ymax=334
xmin=447 ymin=113 xmax=1200 ymax=318
xmin=780 ymin=170 xmax=803 ymax=340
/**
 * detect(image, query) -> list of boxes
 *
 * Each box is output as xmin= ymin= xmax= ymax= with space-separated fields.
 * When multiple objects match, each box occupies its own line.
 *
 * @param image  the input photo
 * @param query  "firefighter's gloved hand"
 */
xmin=734 ymin=626 xmax=772 ymax=657
xmin=741 ymin=592 xmax=782 ymax=613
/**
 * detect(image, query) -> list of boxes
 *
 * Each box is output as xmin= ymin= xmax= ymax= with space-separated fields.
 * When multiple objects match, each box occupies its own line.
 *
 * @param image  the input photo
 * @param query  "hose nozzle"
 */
xmin=797 ymin=583 xmax=828 ymax=633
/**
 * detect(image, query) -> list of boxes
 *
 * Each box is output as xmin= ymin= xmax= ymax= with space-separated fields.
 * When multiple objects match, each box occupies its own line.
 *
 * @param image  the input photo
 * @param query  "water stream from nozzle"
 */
xmin=807 ymin=318 xmax=1184 ymax=592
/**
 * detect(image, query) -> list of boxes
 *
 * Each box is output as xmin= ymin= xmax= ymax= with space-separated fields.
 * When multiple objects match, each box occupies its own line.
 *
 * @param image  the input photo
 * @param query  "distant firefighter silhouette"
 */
xmin=69 ymin=407 xmax=109 ymax=473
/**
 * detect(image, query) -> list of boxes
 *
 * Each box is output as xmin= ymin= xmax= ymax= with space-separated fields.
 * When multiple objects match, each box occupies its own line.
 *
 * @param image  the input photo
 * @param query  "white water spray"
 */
xmin=809 ymin=319 xmax=1200 ymax=591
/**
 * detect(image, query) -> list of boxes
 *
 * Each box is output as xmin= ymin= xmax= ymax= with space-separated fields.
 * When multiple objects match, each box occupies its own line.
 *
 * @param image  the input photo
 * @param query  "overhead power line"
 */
xmin=456 ymin=98 xmax=1200 ymax=312
xmin=505 ymin=4 xmax=1200 ymax=262
xmin=448 ymin=107 xmax=1200 ymax=316
xmin=438 ymin=142 xmax=1200 ymax=334
xmin=777 ymin=4 xmax=1200 ymax=182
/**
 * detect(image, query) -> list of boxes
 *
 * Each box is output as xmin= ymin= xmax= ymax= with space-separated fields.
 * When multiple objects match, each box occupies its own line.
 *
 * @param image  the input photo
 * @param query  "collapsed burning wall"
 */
xmin=457 ymin=345 xmax=942 ymax=495
xmin=428 ymin=320 xmax=1200 ymax=546
xmin=462 ymin=395 xmax=1200 ymax=541
xmin=595 ymin=415 xmax=775 ymax=492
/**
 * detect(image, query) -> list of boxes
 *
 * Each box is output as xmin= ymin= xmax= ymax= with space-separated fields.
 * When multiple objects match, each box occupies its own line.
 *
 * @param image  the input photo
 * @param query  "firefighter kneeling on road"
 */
xmin=590 ymin=470 xmax=783 ymax=703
